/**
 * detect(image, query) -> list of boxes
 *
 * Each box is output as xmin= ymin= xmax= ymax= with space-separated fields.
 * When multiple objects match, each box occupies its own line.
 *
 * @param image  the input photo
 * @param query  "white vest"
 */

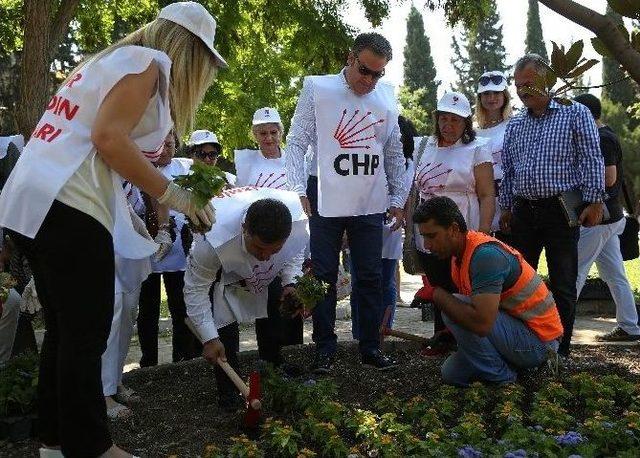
xmin=413 ymin=136 xmax=490 ymax=252
xmin=0 ymin=46 xmax=172 ymax=259
xmin=234 ymin=149 xmax=287 ymax=188
xmin=312 ymin=74 xmax=397 ymax=217
xmin=205 ymin=187 xmax=308 ymax=327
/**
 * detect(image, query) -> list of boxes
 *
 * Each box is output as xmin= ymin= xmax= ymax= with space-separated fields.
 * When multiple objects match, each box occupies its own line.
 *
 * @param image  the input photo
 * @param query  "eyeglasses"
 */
xmin=195 ymin=149 xmax=219 ymax=160
xmin=355 ymin=57 xmax=385 ymax=80
xmin=479 ymin=74 xmax=506 ymax=86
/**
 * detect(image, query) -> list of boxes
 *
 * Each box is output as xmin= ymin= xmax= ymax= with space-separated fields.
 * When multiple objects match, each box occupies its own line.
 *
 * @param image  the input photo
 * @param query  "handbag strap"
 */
xmin=621 ymin=175 xmax=637 ymax=217
xmin=415 ymin=136 xmax=429 ymax=166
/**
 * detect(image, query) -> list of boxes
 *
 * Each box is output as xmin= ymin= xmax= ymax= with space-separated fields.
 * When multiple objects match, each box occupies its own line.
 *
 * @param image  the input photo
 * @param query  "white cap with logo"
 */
xmin=188 ymin=129 xmax=221 ymax=147
xmin=252 ymin=107 xmax=282 ymax=126
xmin=437 ymin=92 xmax=472 ymax=118
xmin=477 ymin=71 xmax=507 ymax=94
xmin=158 ymin=1 xmax=228 ymax=68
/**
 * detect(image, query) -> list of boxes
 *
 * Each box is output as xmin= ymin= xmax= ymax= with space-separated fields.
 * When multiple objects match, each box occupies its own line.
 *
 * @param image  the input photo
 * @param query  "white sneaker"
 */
xmin=39 ymin=447 xmax=64 ymax=457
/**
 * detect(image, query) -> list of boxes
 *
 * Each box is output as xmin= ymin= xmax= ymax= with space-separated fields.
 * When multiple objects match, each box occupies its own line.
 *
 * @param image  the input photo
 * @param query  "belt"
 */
xmin=517 ymin=195 xmax=559 ymax=208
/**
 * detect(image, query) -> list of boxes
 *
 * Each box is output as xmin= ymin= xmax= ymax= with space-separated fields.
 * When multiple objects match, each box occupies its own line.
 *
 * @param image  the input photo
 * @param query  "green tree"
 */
xmin=401 ymin=6 xmax=438 ymax=134
xmin=601 ymin=5 xmax=637 ymax=107
xmin=525 ymin=0 xmax=548 ymax=60
xmin=451 ymin=0 xmax=507 ymax=101
xmin=398 ymin=86 xmax=430 ymax=135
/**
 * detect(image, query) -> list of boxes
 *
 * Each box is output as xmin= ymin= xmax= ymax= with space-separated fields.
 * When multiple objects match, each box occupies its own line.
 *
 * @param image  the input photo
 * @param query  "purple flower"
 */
xmin=303 ymin=379 xmax=316 ymax=386
xmin=504 ymin=450 xmax=527 ymax=458
xmin=533 ymin=425 xmax=543 ymax=431
xmin=458 ymin=445 xmax=483 ymax=458
xmin=555 ymin=431 xmax=584 ymax=446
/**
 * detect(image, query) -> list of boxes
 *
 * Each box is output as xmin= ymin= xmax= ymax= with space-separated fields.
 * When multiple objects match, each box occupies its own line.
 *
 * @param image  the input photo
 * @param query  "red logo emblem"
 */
xmin=334 ymin=109 xmax=384 ymax=150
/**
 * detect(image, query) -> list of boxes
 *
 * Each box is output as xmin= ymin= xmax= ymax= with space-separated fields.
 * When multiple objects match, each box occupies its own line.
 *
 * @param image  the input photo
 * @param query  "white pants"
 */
xmin=101 ymin=287 xmax=141 ymax=396
xmin=577 ymin=218 xmax=640 ymax=335
xmin=0 ymin=288 xmax=21 ymax=363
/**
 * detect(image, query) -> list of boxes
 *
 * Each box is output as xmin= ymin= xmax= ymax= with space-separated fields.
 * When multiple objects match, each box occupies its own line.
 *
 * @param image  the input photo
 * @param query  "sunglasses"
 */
xmin=355 ymin=57 xmax=385 ymax=80
xmin=195 ymin=149 xmax=219 ymax=160
xmin=479 ymin=74 xmax=505 ymax=86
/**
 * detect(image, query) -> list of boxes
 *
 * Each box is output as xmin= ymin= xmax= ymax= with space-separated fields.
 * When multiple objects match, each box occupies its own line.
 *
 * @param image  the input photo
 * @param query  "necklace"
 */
xmin=484 ymin=118 xmax=503 ymax=128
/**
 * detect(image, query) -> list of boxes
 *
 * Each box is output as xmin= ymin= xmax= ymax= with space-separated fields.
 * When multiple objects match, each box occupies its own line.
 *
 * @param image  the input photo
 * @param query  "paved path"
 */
xmin=118 ymin=273 xmax=635 ymax=372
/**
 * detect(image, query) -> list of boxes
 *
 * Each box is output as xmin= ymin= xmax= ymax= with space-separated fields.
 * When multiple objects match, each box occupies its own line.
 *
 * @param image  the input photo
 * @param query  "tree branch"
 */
xmin=537 ymin=0 xmax=640 ymax=86
xmin=48 ymin=0 xmax=81 ymax=59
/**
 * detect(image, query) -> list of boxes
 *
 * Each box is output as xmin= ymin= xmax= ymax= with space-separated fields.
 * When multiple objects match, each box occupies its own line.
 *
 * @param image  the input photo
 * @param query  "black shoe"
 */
xmin=311 ymin=352 xmax=334 ymax=374
xmin=361 ymin=350 xmax=398 ymax=371
xmin=279 ymin=361 xmax=305 ymax=378
xmin=596 ymin=327 xmax=640 ymax=342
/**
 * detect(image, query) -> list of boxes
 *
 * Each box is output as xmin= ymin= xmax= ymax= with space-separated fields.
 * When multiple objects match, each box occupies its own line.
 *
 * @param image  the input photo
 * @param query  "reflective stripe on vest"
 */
xmin=451 ymin=231 xmax=563 ymax=342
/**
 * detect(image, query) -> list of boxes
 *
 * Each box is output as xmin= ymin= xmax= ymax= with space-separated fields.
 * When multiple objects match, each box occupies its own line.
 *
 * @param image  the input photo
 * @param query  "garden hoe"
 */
xmin=379 ymin=305 xmax=435 ymax=347
xmin=184 ymin=318 xmax=262 ymax=428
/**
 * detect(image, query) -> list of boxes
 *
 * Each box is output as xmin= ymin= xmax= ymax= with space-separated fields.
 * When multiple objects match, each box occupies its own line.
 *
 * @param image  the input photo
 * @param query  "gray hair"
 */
xmin=514 ymin=53 xmax=548 ymax=75
xmin=352 ymin=33 xmax=392 ymax=61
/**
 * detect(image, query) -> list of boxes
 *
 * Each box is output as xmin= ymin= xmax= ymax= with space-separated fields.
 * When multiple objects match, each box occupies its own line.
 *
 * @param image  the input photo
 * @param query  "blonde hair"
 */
xmin=63 ymin=18 xmax=219 ymax=138
xmin=475 ymin=89 xmax=513 ymax=129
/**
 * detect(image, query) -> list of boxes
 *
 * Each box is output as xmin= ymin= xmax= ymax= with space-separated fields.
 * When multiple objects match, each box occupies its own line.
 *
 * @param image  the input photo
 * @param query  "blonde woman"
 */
xmin=474 ymin=70 xmax=513 ymax=236
xmin=0 ymin=2 xmax=225 ymax=457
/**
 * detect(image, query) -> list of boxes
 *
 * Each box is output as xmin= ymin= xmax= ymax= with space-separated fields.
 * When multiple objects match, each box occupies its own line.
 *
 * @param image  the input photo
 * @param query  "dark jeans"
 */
xmin=214 ymin=321 xmax=240 ymax=401
xmin=137 ymin=270 xmax=201 ymax=366
xmin=307 ymin=176 xmax=384 ymax=356
xmin=351 ymin=258 xmax=398 ymax=340
xmin=10 ymin=200 xmax=113 ymax=457
xmin=255 ymin=277 xmax=303 ymax=364
xmin=510 ymin=197 xmax=579 ymax=355
xmin=418 ymin=250 xmax=457 ymax=332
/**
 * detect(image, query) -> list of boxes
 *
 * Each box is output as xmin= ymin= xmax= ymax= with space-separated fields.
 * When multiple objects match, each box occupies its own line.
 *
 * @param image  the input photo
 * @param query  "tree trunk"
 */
xmin=15 ymin=0 xmax=52 ymax=140
xmin=15 ymin=0 xmax=80 ymax=140
xmin=537 ymin=0 xmax=640 ymax=87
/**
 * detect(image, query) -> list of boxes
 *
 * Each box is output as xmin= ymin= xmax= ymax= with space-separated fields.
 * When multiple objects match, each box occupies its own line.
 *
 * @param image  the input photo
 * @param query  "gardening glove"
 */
xmin=21 ymin=277 xmax=41 ymax=314
xmin=414 ymin=277 xmax=436 ymax=303
xmin=157 ymin=182 xmax=215 ymax=230
xmin=153 ymin=229 xmax=172 ymax=262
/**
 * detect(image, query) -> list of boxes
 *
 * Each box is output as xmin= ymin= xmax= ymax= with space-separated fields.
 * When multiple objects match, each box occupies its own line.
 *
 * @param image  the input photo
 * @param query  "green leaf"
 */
xmin=565 ymin=40 xmax=584 ymax=71
xmin=608 ymin=0 xmax=640 ymax=19
xmin=555 ymin=97 xmax=573 ymax=106
xmin=632 ymin=30 xmax=640 ymax=51
xmin=591 ymin=37 xmax=612 ymax=58
xmin=545 ymin=70 xmax=558 ymax=91
xmin=550 ymin=41 xmax=568 ymax=77
xmin=566 ymin=59 xmax=599 ymax=79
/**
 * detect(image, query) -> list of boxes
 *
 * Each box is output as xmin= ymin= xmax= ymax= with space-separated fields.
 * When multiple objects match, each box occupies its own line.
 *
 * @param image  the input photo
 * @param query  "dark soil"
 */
xmin=2 ymin=342 xmax=639 ymax=457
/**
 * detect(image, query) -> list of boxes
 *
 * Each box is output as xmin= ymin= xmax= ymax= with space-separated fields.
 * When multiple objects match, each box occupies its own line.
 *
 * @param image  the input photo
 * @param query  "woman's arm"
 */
xmin=91 ymin=62 xmax=169 ymax=199
xmin=474 ymin=162 xmax=495 ymax=233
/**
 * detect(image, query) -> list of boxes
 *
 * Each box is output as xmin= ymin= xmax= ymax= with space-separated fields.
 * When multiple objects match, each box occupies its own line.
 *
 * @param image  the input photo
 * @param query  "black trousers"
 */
xmin=137 ymin=270 xmax=201 ymax=366
xmin=510 ymin=197 xmax=579 ymax=355
xmin=10 ymin=201 xmax=113 ymax=457
xmin=418 ymin=250 xmax=458 ymax=332
xmin=214 ymin=277 xmax=303 ymax=400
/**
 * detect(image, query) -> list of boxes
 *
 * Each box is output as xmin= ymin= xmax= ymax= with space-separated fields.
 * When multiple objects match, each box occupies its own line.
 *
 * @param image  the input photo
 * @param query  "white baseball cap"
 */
xmin=477 ymin=71 xmax=508 ymax=94
xmin=188 ymin=129 xmax=221 ymax=147
xmin=437 ymin=92 xmax=472 ymax=118
xmin=158 ymin=1 xmax=228 ymax=68
xmin=252 ymin=107 xmax=282 ymax=126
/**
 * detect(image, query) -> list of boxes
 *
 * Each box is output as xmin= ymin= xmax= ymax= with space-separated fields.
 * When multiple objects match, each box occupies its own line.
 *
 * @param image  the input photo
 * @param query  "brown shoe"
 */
xmin=595 ymin=327 xmax=640 ymax=342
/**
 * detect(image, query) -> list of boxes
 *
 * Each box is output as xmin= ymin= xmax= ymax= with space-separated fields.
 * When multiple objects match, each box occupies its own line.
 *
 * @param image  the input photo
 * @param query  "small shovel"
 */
xmin=185 ymin=318 xmax=262 ymax=428
xmin=379 ymin=305 xmax=434 ymax=346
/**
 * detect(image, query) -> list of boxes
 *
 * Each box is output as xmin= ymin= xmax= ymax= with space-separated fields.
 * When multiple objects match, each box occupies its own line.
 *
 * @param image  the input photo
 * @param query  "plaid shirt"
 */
xmin=499 ymin=99 xmax=605 ymax=210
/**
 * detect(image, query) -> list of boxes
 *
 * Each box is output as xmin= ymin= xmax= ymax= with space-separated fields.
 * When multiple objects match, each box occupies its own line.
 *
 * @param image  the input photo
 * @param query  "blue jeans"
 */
xmin=307 ymin=176 xmax=384 ymax=356
xmin=441 ymin=305 xmax=557 ymax=386
xmin=351 ymin=258 xmax=397 ymax=340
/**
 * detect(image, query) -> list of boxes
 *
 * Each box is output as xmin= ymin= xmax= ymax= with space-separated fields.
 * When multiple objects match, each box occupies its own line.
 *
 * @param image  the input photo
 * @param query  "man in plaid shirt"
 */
xmin=499 ymin=54 xmax=605 ymax=356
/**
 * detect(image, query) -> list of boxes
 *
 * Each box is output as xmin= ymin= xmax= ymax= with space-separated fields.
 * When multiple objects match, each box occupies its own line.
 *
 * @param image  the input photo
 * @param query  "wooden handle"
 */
xmin=218 ymin=359 xmax=250 ymax=398
xmin=185 ymin=318 xmax=254 ymax=402
xmin=384 ymin=328 xmax=431 ymax=344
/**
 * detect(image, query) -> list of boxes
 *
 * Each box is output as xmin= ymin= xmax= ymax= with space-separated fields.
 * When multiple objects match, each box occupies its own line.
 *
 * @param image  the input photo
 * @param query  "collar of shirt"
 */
xmin=526 ymin=98 xmax=561 ymax=117
xmin=339 ymin=67 xmax=352 ymax=90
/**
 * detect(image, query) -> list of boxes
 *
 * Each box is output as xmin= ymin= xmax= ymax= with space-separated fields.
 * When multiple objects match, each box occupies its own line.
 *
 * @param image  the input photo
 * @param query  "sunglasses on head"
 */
xmin=479 ymin=74 xmax=505 ymax=86
xmin=195 ymin=149 xmax=219 ymax=160
xmin=355 ymin=57 xmax=385 ymax=80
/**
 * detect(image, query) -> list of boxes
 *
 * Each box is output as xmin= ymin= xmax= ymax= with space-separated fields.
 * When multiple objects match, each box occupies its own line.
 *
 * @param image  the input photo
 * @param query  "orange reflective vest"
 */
xmin=451 ymin=231 xmax=563 ymax=342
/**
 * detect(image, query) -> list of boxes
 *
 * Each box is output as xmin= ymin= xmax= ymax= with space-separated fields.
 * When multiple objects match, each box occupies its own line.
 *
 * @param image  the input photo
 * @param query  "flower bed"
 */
xmin=201 ymin=368 xmax=640 ymax=457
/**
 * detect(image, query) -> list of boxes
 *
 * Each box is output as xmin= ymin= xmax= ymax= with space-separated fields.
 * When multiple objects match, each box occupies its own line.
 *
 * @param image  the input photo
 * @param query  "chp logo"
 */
xmin=332 ymin=109 xmax=384 ymax=176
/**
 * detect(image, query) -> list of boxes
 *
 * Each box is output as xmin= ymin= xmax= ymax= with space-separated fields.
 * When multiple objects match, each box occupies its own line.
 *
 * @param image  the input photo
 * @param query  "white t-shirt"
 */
xmin=476 ymin=121 xmax=508 ymax=232
xmin=234 ymin=149 xmax=286 ymax=188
